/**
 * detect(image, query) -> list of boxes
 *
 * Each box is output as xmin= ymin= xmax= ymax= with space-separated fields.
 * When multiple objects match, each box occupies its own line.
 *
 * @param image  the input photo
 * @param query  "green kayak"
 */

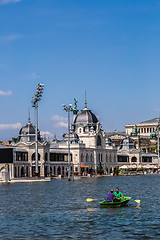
xmin=100 ymin=197 xmax=131 ymax=208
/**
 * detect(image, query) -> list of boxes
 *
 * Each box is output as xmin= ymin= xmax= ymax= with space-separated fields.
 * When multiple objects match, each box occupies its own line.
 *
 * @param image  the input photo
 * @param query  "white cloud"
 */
xmin=54 ymin=122 xmax=68 ymax=128
xmin=0 ymin=0 xmax=21 ymax=5
xmin=40 ymin=131 xmax=54 ymax=137
xmin=0 ymin=122 xmax=22 ymax=130
xmin=0 ymin=90 xmax=12 ymax=96
xmin=51 ymin=114 xmax=68 ymax=128
xmin=0 ymin=34 xmax=22 ymax=41
xmin=51 ymin=114 xmax=67 ymax=122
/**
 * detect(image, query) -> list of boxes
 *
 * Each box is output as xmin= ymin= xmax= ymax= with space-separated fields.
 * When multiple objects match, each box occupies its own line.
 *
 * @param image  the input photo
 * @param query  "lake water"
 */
xmin=0 ymin=175 xmax=160 ymax=240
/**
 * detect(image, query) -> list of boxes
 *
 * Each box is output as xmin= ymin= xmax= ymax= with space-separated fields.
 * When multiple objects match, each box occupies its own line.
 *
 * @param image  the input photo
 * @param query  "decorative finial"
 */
xmin=85 ymin=90 xmax=87 ymax=108
xmin=28 ymin=107 xmax=30 ymax=124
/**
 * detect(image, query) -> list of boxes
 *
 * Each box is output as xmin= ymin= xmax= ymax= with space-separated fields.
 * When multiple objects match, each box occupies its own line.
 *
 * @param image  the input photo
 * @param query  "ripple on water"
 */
xmin=0 ymin=175 xmax=160 ymax=239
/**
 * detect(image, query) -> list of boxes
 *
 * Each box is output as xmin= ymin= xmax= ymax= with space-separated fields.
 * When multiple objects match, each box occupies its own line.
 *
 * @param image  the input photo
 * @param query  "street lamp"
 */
xmin=157 ymin=117 xmax=160 ymax=168
xmin=151 ymin=116 xmax=160 ymax=168
xmin=62 ymin=103 xmax=73 ymax=181
xmin=31 ymin=83 xmax=44 ymax=177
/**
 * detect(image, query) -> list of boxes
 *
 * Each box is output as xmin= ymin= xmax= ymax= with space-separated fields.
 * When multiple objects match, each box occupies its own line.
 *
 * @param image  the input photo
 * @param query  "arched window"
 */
xmin=106 ymin=155 xmax=108 ymax=162
xmin=86 ymin=153 xmax=89 ymax=162
xmin=97 ymin=135 xmax=102 ymax=146
xmin=81 ymin=153 xmax=84 ymax=162
xmin=131 ymin=157 xmax=137 ymax=162
xmin=110 ymin=155 xmax=112 ymax=162
xmin=32 ymin=153 xmax=40 ymax=161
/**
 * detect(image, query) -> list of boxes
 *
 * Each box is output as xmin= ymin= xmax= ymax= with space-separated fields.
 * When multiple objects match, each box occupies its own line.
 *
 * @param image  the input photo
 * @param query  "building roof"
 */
xmin=139 ymin=118 xmax=158 ymax=124
xmin=105 ymin=131 xmax=126 ymax=137
xmin=119 ymin=136 xmax=136 ymax=151
xmin=74 ymin=107 xmax=98 ymax=125
xmin=126 ymin=118 xmax=159 ymax=127
xmin=18 ymin=121 xmax=42 ymax=143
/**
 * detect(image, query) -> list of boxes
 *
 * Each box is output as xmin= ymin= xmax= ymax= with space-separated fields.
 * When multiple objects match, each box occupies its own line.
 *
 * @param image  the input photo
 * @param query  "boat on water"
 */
xmin=100 ymin=197 xmax=131 ymax=208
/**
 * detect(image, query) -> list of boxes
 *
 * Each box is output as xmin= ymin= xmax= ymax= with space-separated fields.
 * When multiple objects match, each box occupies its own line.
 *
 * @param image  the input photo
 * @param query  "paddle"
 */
xmin=86 ymin=198 xmax=97 ymax=202
xmin=134 ymin=199 xmax=141 ymax=206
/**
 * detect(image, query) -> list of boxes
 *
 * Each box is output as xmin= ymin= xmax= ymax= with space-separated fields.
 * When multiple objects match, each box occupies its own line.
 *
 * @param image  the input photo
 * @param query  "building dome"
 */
xmin=74 ymin=107 xmax=98 ymax=125
xmin=19 ymin=123 xmax=36 ymax=135
xmin=119 ymin=136 xmax=136 ymax=151
xmin=18 ymin=122 xmax=42 ymax=143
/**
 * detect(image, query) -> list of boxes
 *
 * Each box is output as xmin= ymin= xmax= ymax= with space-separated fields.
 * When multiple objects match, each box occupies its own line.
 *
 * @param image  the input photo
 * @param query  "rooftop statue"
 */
xmin=73 ymin=98 xmax=79 ymax=115
xmin=131 ymin=125 xmax=140 ymax=136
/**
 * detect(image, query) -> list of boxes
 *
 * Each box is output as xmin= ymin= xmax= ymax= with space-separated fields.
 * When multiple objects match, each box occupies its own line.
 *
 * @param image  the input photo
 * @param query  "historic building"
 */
xmin=0 ymin=100 xmax=118 ymax=179
xmin=125 ymin=118 xmax=159 ymax=137
xmin=105 ymin=131 xmax=126 ymax=149
xmin=117 ymin=135 xmax=158 ymax=169
xmin=125 ymin=119 xmax=158 ymax=153
xmin=49 ymin=102 xmax=118 ymax=176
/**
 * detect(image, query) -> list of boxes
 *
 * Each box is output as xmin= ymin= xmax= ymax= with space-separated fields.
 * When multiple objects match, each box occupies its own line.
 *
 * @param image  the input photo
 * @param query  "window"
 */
xmin=81 ymin=153 xmax=84 ymax=162
xmin=32 ymin=153 xmax=40 ymax=161
xmin=86 ymin=153 xmax=89 ymax=162
xmin=141 ymin=128 xmax=143 ymax=133
xmin=106 ymin=155 xmax=108 ymax=162
xmin=142 ymin=157 xmax=152 ymax=163
xmin=150 ymin=128 xmax=152 ymax=133
xmin=97 ymin=136 xmax=102 ymax=146
xmin=110 ymin=155 xmax=112 ymax=162
xmin=90 ymin=154 xmax=93 ymax=162
xmin=144 ymin=128 xmax=146 ymax=133
xmin=117 ymin=156 xmax=128 ymax=162
xmin=147 ymin=128 xmax=149 ymax=133
xmin=131 ymin=157 xmax=137 ymax=162
xmin=50 ymin=153 xmax=72 ymax=162
xmin=16 ymin=152 xmax=28 ymax=161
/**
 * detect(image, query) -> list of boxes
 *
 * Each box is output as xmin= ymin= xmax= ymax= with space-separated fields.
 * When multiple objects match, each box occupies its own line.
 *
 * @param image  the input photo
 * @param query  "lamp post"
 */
xmin=157 ymin=117 xmax=160 ymax=168
xmin=62 ymin=104 xmax=73 ymax=181
xmin=151 ymin=117 xmax=160 ymax=168
xmin=31 ymin=83 xmax=44 ymax=177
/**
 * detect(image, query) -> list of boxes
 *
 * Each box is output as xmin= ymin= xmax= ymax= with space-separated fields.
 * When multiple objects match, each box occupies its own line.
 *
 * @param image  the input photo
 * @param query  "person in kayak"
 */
xmin=114 ymin=187 xmax=124 ymax=201
xmin=106 ymin=189 xmax=115 ymax=202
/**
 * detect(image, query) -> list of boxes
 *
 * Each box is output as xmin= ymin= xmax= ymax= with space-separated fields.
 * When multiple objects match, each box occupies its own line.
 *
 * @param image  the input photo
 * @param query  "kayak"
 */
xmin=100 ymin=197 xmax=131 ymax=208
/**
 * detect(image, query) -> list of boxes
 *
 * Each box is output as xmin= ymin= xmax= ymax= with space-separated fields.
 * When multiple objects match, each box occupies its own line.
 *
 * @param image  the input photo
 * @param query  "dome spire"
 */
xmin=28 ymin=107 xmax=31 ymax=124
xmin=85 ymin=90 xmax=87 ymax=108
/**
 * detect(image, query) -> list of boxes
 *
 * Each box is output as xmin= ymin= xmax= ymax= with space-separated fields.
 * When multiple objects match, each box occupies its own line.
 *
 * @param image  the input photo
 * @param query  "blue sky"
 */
xmin=1 ymin=0 xmax=160 ymax=140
